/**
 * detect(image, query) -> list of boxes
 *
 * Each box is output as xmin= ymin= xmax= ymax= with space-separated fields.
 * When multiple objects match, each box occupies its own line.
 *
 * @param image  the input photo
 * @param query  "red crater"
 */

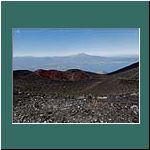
xmin=35 ymin=69 xmax=100 ymax=81
xmin=35 ymin=69 xmax=67 ymax=80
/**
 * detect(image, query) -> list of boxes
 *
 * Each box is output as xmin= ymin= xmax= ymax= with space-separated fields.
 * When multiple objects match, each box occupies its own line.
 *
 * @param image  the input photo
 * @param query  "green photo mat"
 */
xmin=1 ymin=1 xmax=149 ymax=149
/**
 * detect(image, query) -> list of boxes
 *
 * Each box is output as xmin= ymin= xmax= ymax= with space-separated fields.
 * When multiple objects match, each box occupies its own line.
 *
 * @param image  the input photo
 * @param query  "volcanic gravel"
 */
xmin=13 ymin=91 xmax=139 ymax=123
xmin=13 ymin=64 xmax=139 ymax=123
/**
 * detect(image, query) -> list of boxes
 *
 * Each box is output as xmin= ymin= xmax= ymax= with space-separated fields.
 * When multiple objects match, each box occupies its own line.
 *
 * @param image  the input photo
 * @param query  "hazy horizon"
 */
xmin=13 ymin=52 xmax=139 ymax=58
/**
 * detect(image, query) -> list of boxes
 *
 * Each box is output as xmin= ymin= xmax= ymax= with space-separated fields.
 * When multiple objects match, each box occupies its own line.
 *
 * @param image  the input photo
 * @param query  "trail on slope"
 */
xmin=82 ymin=81 xmax=102 ymax=92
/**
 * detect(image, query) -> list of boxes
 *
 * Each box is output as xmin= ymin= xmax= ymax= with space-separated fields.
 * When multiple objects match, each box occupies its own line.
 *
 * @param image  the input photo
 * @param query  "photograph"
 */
xmin=2 ymin=1 xmax=149 ymax=149
xmin=13 ymin=28 xmax=140 ymax=124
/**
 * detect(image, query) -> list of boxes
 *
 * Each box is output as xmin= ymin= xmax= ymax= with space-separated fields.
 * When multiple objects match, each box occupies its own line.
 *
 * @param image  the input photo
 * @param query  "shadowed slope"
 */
xmin=108 ymin=62 xmax=139 ymax=75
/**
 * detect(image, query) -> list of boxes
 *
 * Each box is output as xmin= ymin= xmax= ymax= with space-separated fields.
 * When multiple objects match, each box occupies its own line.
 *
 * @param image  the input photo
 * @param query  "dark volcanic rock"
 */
xmin=13 ymin=62 xmax=139 ymax=123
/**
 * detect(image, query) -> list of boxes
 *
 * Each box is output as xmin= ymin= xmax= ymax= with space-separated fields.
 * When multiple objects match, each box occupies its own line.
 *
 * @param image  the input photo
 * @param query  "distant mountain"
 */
xmin=13 ymin=53 xmax=139 ymax=73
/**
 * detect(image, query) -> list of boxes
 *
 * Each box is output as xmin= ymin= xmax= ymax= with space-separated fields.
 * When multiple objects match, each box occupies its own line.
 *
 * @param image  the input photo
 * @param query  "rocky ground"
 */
xmin=13 ymin=63 xmax=139 ymax=123
xmin=13 ymin=87 xmax=139 ymax=123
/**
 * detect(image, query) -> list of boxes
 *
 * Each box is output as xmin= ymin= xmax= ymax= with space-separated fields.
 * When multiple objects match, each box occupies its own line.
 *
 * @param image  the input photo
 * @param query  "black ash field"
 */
xmin=13 ymin=62 xmax=139 ymax=123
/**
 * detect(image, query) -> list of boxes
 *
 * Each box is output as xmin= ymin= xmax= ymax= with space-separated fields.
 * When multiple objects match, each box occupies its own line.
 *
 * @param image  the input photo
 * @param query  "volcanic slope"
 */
xmin=13 ymin=62 xmax=139 ymax=123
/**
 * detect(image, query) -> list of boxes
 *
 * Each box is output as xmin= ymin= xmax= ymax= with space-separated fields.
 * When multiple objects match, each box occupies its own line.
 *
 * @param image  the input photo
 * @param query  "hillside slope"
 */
xmin=13 ymin=62 xmax=139 ymax=123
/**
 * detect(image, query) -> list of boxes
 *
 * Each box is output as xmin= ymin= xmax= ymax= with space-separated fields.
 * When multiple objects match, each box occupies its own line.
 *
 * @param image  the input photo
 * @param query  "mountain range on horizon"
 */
xmin=13 ymin=53 xmax=139 ymax=73
xmin=14 ymin=52 xmax=139 ymax=58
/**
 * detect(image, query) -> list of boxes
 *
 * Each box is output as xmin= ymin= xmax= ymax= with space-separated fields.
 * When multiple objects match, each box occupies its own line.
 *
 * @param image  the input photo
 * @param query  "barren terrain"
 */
xmin=13 ymin=62 xmax=139 ymax=123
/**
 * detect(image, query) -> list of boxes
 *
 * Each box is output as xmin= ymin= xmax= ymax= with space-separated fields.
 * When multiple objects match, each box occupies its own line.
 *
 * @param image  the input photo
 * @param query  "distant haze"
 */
xmin=13 ymin=53 xmax=139 ymax=73
xmin=13 ymin=28 xmax=139 ymax=72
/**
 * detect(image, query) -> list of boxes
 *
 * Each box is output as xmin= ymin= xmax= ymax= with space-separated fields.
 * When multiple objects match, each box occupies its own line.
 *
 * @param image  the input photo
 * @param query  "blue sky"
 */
xmin=13 ymin=28 xmax=139 ymax=57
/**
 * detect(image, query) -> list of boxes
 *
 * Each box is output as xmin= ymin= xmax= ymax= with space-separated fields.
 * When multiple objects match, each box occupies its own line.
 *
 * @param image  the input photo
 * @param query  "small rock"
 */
xmin=97 ymin=96 xmax=107 ymax=100
xmin=131 ymin=105 xmax=139 ymax=115
xmin=78 ymin=96 xmax=85 ymax=100
xmin=131 ymin=93 xmax=138 ymax=96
